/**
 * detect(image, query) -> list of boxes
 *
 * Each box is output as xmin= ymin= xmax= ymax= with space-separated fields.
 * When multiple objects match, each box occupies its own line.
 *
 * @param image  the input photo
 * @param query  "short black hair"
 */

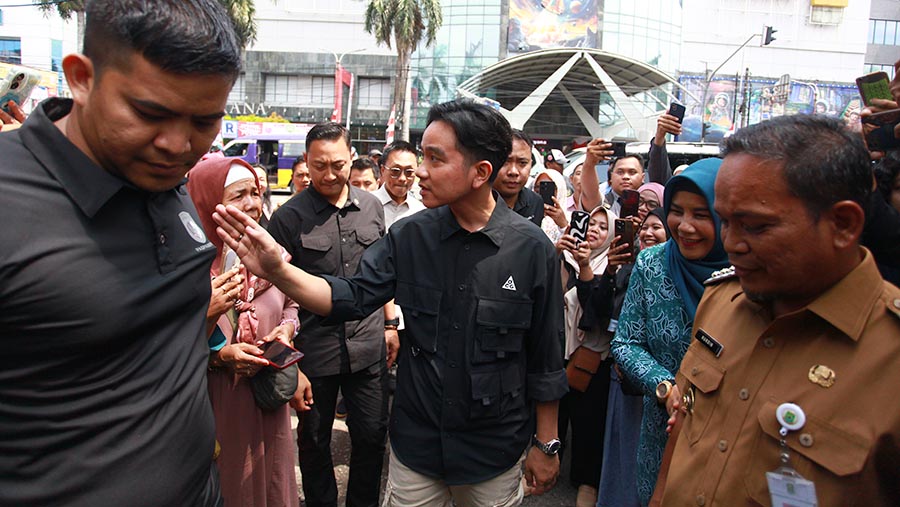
xmin=380 ymin=140 xmax=419 ymax=168
xmin=721 ymin=114 xmax=871 ymax=216
xmin=292 ymin=155 xmax=305 ymax=170
xmin=351 ymin=157 xmax=380 ymax=179
xmin=83 ymin=0 xmax=241 ymax=78
xmin=306 ymin=122 xmax=351 ymax=153
xmin=511 ymin=129 xmax=534 ymax=149
xmin=426 ymin=100 xmax=512 ymax=183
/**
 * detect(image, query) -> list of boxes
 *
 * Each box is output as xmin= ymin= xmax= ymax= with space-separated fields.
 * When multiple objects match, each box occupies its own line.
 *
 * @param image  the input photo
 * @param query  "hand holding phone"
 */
xmin=857 ymin=72 xmax=893 ymax=107
xmin=539 ymin=180 xmax=557 ymax=206
xmin=261 ymin=340 xmax=303 ymax=369
xmin=862 ymin=108 xmax=900 ymax=152
xmin=221 ymin=247 xmax=239 ymax=273
xmin=667 ymin=103 xmax=686 ymax=124
xmin=0 ymin=67 xmax=40 ymax=114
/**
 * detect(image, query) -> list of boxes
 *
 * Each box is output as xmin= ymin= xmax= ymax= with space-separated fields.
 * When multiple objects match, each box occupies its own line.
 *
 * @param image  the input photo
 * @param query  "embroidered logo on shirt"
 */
xmin=179 ymin=211 xmax=208 ymax=244
xmin=501 ymin=275 xmax=517 ymax=291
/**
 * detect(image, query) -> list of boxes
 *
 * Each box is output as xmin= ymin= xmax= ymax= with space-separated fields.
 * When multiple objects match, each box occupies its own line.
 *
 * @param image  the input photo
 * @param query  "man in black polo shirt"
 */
xmin=267 ymin=122 xmax=390 ymax=507
xmin=0 ymin=1 xmax=240 ymax=506
xmin=216 ymin=100 xmax=568 ymax=506
xmin=493 ymin=128 xmax=544 ymax=226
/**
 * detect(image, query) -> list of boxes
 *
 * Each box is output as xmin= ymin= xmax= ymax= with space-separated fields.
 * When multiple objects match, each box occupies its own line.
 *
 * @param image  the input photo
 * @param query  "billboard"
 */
xmin=508 ymin=0 xmax=599 ymax=54
xmin=675 ymin=74 xmax=862 ymax=142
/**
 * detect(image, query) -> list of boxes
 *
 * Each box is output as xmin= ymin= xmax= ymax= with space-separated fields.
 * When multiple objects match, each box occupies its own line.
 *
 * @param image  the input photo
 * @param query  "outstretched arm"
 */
xmin=579 ymin=138 xmax=613 ymax=211
xmin=213 ymin=204 xmax=334 ymax=315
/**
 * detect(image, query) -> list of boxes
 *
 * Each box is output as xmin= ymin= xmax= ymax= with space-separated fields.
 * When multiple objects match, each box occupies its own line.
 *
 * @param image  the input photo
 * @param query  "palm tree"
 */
xmin=34 ymin=0 xmax=259 ymax=49
xmin=364 ymin=0 xmax=442 ymax=141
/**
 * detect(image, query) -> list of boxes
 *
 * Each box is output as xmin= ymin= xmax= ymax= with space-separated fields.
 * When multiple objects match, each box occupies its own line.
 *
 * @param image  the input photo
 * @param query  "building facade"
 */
xmin=865 ymin=0 xmax=900 ymax=77
xmin=0 ymin=4 xmax=77 ymax=107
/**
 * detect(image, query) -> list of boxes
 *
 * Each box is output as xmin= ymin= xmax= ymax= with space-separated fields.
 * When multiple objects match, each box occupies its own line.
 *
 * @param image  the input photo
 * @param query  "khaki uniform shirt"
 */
xmin=661 ymin=249 xmax=900 ymax=507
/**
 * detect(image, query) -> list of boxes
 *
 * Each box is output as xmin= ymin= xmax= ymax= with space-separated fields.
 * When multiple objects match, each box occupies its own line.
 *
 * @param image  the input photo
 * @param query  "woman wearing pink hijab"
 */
xmin=187 ymin=157 xmax=311 ymax=507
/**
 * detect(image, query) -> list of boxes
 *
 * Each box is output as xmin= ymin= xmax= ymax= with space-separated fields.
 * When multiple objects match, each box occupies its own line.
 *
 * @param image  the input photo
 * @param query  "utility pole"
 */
xmin=700 ymin=25 xmax=776 ymax=141
xmin=324 ymin=48 xmax=365 ymax=126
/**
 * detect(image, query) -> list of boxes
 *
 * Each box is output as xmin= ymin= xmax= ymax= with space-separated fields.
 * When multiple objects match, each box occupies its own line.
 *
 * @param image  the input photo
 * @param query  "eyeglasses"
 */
xmin=638 ymin=198 xmax=660 ymax=210
xmin=387 ymin=167 xmax=416 ymax=179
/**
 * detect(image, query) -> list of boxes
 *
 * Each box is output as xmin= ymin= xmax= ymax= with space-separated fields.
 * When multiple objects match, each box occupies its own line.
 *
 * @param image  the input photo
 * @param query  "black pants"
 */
xmin=558 ymin=358 xmax=612 ymax=488
xmin=299 ymin=362 xmax=389 ymax=507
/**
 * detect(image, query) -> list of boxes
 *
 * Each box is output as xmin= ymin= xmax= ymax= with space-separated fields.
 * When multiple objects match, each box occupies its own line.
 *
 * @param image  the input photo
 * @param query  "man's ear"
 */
xmin=62 ymin=54 xmax=95 ymax=108
xmin=471 ymin=160 xmax=493 ymax=190
xmin=827 ymin=200 xmax=866 ymax=249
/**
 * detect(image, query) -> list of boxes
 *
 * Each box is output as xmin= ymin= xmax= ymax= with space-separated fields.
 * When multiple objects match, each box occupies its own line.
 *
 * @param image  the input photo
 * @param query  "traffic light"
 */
xmin=763 ymin=25 xmax=777 ymax=46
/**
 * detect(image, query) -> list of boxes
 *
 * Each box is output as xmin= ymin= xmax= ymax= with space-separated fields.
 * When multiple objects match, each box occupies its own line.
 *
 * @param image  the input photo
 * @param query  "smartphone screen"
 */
xmin=668 ymin=103 xmax=686 ymax=123
xmin=570 ymin=210 xmax=590 ymax=243
xmin=611 ymin=142 xmax=627 ymax=158
xmin=856 ymin=72 xmax=893 ymax=106
xmin=261 ymin=341 xmax=303 ymax=369
xmin=614 ymin=219 xmax=635 ymax=259
xmin=539 ymin=180 xmax=557 ymax=205
xmin=221 ymin=247 xmax=239 ymax=273
xmin=620 ymin=189 xmax=640 ymax=218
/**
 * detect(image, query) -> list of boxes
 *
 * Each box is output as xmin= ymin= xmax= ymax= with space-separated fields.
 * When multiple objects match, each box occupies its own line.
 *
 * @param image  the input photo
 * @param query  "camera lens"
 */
xmin=14 ymin=73 xmax=24 ymax=82
xmin=10 ymin=82 xmax=18 ymax=90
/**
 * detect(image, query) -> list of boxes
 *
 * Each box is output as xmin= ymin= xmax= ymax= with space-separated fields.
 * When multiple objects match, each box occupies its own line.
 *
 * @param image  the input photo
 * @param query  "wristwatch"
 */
xmin=531 ymin=435 xmax=562 ymax=456
xmin=656 ymin=379 xmax=675 ymax=404
xmin=384 ymin=318 xmax=400 ymax=330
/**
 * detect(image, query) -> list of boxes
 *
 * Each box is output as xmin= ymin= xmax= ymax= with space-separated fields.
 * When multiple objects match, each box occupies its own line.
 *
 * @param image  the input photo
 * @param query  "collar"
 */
xmin=19 ymin=98 xmax=128 ymax=218
xmin=730 ymin=249 xmax=884 ymax=341
xmin=308 ymin=183 xmax=362 ymax=214
xmin=438 ymin=191 xmax=509 ymax=247
xmin=513 ymin=188 xmax=529 ymax=211
xmin=805 ymin=248 xmax=883 ymax=342
xmin=373 ymin=184 xmax=402 ymax=207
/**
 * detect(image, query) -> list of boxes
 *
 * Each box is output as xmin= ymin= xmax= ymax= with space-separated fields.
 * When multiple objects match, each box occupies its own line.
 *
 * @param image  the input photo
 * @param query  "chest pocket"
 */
xmin=355 ymin=226 xmax=381 ymax=247
xmin=395 ymin=281 xmax=441 ymax=354
xmin=472 ymin=297 xmax=532 ymax=365
xmin=298 ymin=232 xmax=336 ymax=275
xmin=744 ymin=400 xmax=871 ymax=505
xmin=678 ymin=345 xmax=726 ymax=446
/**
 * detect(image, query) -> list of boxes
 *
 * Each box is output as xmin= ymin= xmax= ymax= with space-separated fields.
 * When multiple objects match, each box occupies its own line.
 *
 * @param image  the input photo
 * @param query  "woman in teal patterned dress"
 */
xmin=610 ymin=158 xmax=729 ymax=506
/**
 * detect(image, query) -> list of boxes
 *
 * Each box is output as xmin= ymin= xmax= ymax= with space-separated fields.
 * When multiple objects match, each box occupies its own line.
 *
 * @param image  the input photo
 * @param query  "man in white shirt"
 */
xmin=373 ymin=141 xmax=426 ymax=229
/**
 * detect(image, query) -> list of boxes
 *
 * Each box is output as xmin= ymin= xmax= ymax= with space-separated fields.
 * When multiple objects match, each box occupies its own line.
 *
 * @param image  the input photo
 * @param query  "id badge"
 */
xmin=766 ymin=470 xmax=817 ymax=507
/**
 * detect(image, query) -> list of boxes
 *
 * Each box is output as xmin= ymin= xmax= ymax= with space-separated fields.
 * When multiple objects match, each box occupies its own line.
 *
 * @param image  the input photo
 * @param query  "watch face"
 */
xmin=656 ymin=381 xmax=670 ymax=399
xmin=546 ymin=439 xmax=561 ymax=454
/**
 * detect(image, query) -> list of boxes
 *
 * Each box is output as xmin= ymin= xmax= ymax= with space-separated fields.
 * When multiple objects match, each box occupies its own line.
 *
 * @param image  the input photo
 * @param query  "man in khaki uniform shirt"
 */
xmin=659 ymin=115 xmax=900 ymax=506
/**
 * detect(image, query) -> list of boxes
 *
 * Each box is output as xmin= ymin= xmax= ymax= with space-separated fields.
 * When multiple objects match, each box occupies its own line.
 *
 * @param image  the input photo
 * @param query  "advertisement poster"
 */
xmin=676 ymin=75 xmax=862 ymax=141
xmin=508 ymin=0 xmax=599 ymax=54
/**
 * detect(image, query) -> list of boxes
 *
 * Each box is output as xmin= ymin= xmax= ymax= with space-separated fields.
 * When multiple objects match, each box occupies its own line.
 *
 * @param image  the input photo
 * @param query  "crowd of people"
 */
xmin=1 ymin=1 xmax=900 ymax=507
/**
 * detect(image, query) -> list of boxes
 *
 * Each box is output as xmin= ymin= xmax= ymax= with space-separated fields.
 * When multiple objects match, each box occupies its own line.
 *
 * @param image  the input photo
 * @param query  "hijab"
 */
xmin=638 ymin=182 xmax=665 ymax=208
xmin=562 ymin=206 xmax=617 ymax=276
xmin=187 ymin=157 xmax=288 ymax=343
xmin=662 ymin=158 xmax=730 ymax=317
xmin=639 ymin=207 xmax=668 ymax=250
xmin=186 ymin=157 xmax=259 ymax=262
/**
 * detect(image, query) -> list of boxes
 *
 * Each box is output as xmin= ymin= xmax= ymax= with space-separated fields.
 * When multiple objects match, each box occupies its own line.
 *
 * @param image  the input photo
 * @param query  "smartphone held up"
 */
xmin=570 ymin=210 xmax=590 ymax=245
xmin=614 ymin=218 xmax=635 ymax=261
xmin=0 ymin=66 xmax=40 ymax=114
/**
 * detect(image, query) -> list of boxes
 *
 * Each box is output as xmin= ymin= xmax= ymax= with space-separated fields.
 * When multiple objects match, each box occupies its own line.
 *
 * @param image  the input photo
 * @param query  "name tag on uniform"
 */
xmin=695 ymin=329 xmax=724 ymax=357
xmin=766 ymin=471 xmax=817 ymax=507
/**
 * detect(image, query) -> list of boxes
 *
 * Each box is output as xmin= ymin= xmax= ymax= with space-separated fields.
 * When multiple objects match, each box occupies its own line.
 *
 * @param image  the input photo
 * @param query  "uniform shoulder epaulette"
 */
xmin=704 ymin=266 xmax=736 ymax=286
xmin=886 ymin=295 xmax=900 ymax=321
